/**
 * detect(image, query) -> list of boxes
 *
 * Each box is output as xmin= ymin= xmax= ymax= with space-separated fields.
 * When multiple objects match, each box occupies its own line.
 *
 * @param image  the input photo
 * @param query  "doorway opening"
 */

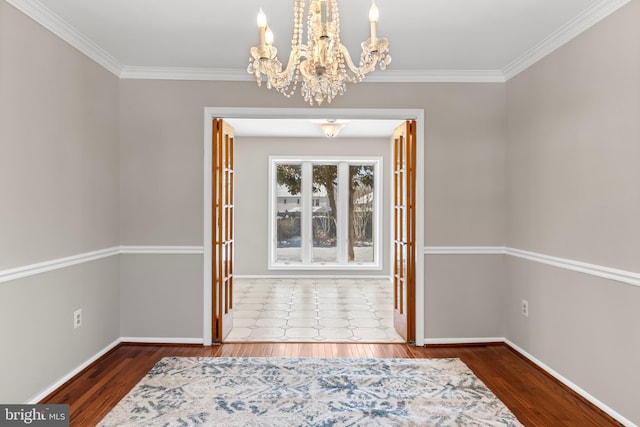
xmin=226 ymin=277 xmax=405 ymax=343
xmin=203 ymin=108 xmax=424 ymax=346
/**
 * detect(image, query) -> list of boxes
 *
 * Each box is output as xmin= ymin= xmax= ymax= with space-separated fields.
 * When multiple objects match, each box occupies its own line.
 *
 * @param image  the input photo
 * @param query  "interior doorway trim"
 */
xmin=203 ymin=107 xmax=425 ymax=346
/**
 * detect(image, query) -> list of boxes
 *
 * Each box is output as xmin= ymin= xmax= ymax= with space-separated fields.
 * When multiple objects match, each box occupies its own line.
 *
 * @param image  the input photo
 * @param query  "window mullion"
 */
xmin=301 ymin=162 xmax=313 ymax=264
xmin=337 ymin=162 xmax=349 ymax=264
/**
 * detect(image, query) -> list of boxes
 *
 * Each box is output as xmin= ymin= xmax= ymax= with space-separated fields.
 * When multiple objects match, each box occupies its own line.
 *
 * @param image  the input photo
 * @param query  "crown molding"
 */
xmin=502 ymin=0 xmax=634 ymax=80
xmin=365 ymin=69 xmax=505 ymax=83
xmin=7 ymin=0 xmax=634 ymax=83
xmin=6 ymin=0 xmax=122 ymax=76
xmin=118 ymin=67 xmax=252 ymax=81
xmin=119 ymin=66 xmax=506 ymax=83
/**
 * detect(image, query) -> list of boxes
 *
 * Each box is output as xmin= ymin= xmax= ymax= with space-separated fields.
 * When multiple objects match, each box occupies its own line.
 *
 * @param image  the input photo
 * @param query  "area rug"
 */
xmin=97 ymin=357 xmax=523 ymax=426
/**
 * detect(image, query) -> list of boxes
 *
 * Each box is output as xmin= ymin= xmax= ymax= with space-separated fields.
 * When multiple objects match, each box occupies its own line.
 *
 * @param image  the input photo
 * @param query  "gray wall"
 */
xmin=426 ymin=254 xmax=506 ymax=339
xmin=118 ymin=80 xmax=507 ymax=247
xmin=0 ymin=2 xmax=120 ymax=402
xmin=0 ymin=258 xmax=119 ymax=403
xmin=234 ymin=136 xmax=391 ymax=276
xmin=119 ymin=254 xmax=203 ymax=338
xmin=118 ymin=79 xmax=507 ymax=341
xmin=11 ymin=0 xmax=639 ymax=422
xmin=505 ymin=0 xmax=640 ymax=422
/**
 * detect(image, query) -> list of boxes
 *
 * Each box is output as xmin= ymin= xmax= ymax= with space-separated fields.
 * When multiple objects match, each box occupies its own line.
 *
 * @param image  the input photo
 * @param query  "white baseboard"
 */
xmin=29 ymin=336 xmax=203 ymax=403
xmin=234 ymin=275 xmax=390 ymax=280
xmin=504 ymin=339 xmax=636 ymax=427
xmin=423 ymin=337 xmax=635 ymax=427
xmin=120 ymin=337 xmax=204 ymax=345
xmin=424 ymin=337 xmax=505 ymax=345
xmin=28 ymin=338 xmax=122 ymax=404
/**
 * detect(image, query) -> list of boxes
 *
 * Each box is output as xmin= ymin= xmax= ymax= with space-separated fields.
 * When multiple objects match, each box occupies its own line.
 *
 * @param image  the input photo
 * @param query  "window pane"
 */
xmin=271 ymin=159 xmax=379 ymax=269
xmin=276 ymin=164 xmax=302 ymax=263
xmin=312 ymin=164 xmax=337 ymax=263
xmin=350 ymin=164 xmax=374 ymax=263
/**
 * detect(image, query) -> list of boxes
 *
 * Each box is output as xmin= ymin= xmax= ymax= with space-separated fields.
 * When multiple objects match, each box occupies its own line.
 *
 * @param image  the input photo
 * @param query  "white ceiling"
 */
xmin=9 ymin=0 xmax=628 ymax=137
xmin=25 ymin=0 xmax=623 ymax=77
xmin=225 ymin=118 xmax=406 ymax=139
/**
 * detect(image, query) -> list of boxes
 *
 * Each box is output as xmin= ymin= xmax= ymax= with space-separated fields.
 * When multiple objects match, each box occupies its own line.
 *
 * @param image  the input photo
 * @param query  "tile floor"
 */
xmin=225 ymin=277 xmax=404 ymax=343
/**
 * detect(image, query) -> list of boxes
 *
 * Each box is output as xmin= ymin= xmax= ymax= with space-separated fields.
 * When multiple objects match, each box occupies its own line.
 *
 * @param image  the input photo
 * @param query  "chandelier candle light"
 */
xmin=248 ymin=0 xmax=391 ymax=105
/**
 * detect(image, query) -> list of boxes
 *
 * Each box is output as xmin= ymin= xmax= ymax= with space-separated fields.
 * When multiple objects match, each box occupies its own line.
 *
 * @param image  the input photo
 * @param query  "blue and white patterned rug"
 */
xmin=97 ymin=357 xmax=522 ymax=426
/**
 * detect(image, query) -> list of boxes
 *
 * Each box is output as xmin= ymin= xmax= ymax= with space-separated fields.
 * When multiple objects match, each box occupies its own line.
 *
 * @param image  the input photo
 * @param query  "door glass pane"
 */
xmin=312 ymin=164 xmax=337 ymax=263
xmin=276 ymin=164 xmax=302 ymax=263
xmin=350 ymin=164 xmax=374 ymax=263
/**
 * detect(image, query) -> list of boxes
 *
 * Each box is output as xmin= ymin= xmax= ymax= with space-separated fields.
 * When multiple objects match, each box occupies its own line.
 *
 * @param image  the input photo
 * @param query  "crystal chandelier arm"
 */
xmin=339 ymin=44 xmax=361 ymax=74
xmin=266 ymin=45 xmax=305 ymax=82
xmin=340 ymin=44 xmax=377 ymax=76
xmin=298 ymin=59 xmax=314 ymax=80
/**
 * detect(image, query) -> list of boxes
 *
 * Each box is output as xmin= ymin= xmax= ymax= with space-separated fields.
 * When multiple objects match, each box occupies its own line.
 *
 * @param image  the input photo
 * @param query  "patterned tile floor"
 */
xmin=226 ymin=278 xmax=404 ymax=343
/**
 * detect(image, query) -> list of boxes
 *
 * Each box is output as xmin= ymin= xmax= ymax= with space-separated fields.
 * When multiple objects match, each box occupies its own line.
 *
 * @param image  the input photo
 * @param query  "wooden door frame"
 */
xmin=211 ymin=119 xmax=235 ymax=343
xmin=203 ymin=107 xmax=425 ymax=346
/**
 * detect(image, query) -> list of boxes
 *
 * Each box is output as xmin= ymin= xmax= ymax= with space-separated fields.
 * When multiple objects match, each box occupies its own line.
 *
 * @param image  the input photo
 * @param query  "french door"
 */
xmin=392 ymin=120 xmax=416 ymax=342
xmin=210 ymin=116 xmax=417 ymax=343
xmin=212 ymin=119 xmax=234 ymax=342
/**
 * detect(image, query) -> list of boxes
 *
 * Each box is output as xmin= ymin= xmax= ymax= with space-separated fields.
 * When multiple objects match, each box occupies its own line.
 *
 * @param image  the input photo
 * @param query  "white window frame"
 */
xmin=268 ymin=156 xmax=383 ymax=270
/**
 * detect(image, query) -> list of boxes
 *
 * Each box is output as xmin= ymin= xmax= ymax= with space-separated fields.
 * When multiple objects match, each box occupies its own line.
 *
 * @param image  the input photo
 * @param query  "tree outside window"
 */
xmin=273 ymin=159 xmax=379 ymax=268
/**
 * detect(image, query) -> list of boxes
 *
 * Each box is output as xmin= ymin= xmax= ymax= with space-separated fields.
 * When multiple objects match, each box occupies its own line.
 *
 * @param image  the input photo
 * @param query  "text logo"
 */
xmin=0 ymin=405 xmax=69 ymax=426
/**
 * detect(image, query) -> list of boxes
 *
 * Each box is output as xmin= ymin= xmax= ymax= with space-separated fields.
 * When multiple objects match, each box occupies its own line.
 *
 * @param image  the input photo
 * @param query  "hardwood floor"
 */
xmin=41 ymin=342 xmax=622 ymax=427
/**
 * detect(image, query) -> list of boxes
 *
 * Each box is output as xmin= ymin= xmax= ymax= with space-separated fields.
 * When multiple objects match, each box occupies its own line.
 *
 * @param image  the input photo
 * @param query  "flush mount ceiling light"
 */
xmin=248 ymin=0 xmax=391 ymax=106
xmin=319 ymin=119 xmax=345 ymax=138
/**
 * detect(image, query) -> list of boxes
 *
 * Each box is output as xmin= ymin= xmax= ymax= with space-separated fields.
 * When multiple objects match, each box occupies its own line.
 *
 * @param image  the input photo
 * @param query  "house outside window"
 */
xmin=269 ymin=157 xmax=382 ymax=270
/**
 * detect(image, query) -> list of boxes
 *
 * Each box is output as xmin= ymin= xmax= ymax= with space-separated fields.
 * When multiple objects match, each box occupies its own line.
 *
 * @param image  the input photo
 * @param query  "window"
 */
xmin=270 ymin=157 xmax=382 ymax=269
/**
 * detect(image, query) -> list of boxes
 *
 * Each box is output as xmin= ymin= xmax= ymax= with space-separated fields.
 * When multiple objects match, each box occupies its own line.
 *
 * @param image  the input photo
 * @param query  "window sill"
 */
xmin=268 ymin=263 xmax=382 ymax=271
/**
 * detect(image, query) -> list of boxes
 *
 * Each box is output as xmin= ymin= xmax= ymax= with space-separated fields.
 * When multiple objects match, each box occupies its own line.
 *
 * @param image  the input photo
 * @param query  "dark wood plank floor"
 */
xmin=40 ymin=342 xmax=621 ymax=427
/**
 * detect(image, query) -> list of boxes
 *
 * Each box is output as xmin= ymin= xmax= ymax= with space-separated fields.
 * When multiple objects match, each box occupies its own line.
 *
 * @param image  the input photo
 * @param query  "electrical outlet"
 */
xmin=521 ymin=300 xmax=529 ymax=317
xmin=74 ymin=309 xmax=82 ymax=329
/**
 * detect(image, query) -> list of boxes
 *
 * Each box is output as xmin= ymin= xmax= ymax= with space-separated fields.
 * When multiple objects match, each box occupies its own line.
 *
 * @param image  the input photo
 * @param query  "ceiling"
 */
xmin=10 ymin=0 xmax=626 ymax=137
xmin=225 ymin=118 xmax=406 ymax=139
xmin=25 ymin=0 xmax=621 ymax=77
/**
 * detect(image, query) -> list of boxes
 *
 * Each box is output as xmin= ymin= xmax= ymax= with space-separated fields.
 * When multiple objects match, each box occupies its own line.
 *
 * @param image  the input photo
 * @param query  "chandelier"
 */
xmin=247 ymin=0 xmax=391 ymax=106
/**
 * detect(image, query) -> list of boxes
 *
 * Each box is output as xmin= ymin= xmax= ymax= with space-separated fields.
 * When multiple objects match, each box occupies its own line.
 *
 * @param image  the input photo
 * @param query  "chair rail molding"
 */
xmin=424 ymin=246 xmax=506 ymax=255
xmin=0 ymin=247 xmax=120 ymax=284
xmin=0 ymin=246 xmax=205 ymax=284
xmin=119 ymin=246 xmax=205 ymax=255
xmin=506 ymin=247 xmax=640 ymax=288
xmin=424 ymin=246 xmax=640 ymax=288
